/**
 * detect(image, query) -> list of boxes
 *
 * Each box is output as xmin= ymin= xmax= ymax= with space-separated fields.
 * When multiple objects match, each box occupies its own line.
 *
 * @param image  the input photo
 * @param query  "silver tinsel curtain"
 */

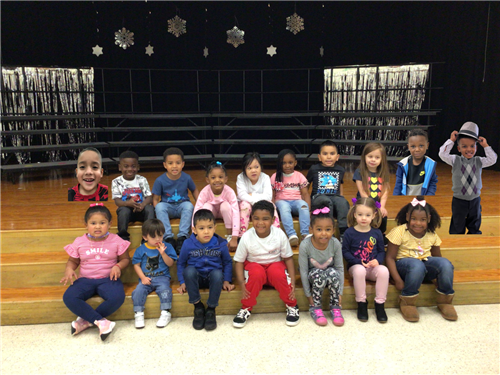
xmin=324 ymin=64 xmax=429 ymax=156
xmin=1 ymin=67 xmax=95 ymax=164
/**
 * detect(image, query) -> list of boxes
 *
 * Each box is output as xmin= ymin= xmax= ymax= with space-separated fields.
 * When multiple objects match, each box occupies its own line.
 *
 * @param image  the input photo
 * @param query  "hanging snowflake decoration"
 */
xmin=227 ymin=26 xmax=245 ymax=48
xmin=286 ymin=13 xmax=304 ymax=35
xmin=115 ymin=27 xmax=134 ymax=49
xmin=168 ymin=15 xmax=187 ymax=37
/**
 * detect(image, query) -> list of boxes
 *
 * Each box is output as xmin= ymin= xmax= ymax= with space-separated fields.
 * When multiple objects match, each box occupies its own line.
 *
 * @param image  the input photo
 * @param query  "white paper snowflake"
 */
xmin=115 ymin=27 xmax=134 ymax=49
xmin=168 ymin=15 xmax=187 ymax=37
xmin=286 ymin=13 xmax=304 ymax=35
xmin=227 ymin=26 xmax=245 ymax=48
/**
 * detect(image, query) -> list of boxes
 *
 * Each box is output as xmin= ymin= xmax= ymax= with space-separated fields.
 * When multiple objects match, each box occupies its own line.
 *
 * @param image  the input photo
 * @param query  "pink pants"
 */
xmin=349 ymin=264 xmax=389 ymax=304
xmin=238 ymin=201 xmax=280 ymax=237
xmin=202 ymin=202 xmax=233 ymax=231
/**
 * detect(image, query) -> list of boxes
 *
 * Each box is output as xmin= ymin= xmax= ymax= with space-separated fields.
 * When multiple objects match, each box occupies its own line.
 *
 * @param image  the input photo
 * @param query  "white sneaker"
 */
xmin=135 ymin=312 xmax=145 ymax=329
xmin=233 ymin=308 xmax=251 ymax=328
xmin=289 ymin=235 xmax=299 ymax=247
xmin=156 ymin=310 xmax=171 ymax=328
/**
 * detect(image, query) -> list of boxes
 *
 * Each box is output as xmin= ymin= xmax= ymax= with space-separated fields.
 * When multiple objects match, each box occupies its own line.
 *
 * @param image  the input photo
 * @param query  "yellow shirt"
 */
xmin=386 ymin=224 xmax=442 ymax=261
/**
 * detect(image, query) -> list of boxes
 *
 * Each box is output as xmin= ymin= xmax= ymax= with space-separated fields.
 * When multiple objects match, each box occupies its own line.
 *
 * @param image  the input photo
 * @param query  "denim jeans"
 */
xmin=116 ymin=205 xmax=155 ymax=240
xmin=131 ymin=276 xmax=173 ymax=312
xmin=155 ymin=201 xmax=193 ymax=239
xmin=275 ymin=199 xmax=310 ymax=238
xmin=183 ymin=266 xmax=224 ymax=308
xmin=63 ymin=277 xmax=125 ymax=323
xmin=396 ymin=257 xmax=455 ymax=296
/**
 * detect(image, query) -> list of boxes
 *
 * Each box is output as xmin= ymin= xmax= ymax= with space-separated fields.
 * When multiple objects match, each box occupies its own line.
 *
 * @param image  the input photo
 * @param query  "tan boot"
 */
xmin=399 ymin=295 xmax=419 ymax=322
xmin=436 ymin=292 xmax=458 ymax=321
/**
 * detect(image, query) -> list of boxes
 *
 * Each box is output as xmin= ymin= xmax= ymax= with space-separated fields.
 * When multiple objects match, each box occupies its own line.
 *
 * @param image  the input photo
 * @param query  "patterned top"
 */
xmin=386 ymin=224 xmax=442 ymax=261
xmin=352 ymin=169 xmax=384 ymax=202
xmin=111 ymin=175 xmax=152 ymax=203
xmin=271 ymin=171 xmax=308 ymax=201
xmin=68 ymin=184 xmax=108 ymax=201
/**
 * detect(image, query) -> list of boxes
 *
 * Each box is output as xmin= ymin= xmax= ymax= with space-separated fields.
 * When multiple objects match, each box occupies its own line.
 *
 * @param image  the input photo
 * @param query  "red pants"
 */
xmin=242 ymin=260 xmax=296 ymax=310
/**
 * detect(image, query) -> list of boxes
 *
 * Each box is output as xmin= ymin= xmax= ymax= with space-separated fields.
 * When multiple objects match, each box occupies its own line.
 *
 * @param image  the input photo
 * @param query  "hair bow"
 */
xmin=312 ymin=207 xmax=330 ymax=215
xmin=410 ymin=198 xmax=426 ymax=207
xmin=375 ymin=201 xmax=381 ymax=209
xmin=351 ymin=198 xmax=357 ymax=205
xmin=216 ymin=161 xmax=222 ymax=165
xmin=90 ymin=203 xmax=104 ymax=207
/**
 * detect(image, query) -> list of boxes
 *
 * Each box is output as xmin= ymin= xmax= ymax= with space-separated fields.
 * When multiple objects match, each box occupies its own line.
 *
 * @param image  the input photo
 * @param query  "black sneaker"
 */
xmin=285 ymin=305 xmax=300 ymax=326
xmin=165 ymin=237 xmax=176 ymax=250
xmin=193 ymin=302 xmax=205 ymax=330
xmin=204 ymin=308 xmax=217 ymax=331
xmin=176 ymin=236 xmax=187 ymax=255
xmin=233 ymin=308 xmax=251 ymax=328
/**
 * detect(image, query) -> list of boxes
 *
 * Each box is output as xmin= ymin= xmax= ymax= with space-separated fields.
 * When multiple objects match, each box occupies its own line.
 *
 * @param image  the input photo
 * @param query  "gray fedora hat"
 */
xmin=458 ymin=121 xmax=479 ymax=140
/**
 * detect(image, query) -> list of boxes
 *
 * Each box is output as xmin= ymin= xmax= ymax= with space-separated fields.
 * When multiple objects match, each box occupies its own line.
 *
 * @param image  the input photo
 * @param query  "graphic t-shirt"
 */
xmin=353 ymin=169 xmax=383 ymax=202
xmin=270 ymin=171 xmax=308 ymax=201
xmin=307 ymin=164 xmax=345 ymax=196
xmin=64 ymin=233 xmax=130 ymax=278
xmin=152 ymin=172 xmax=196 ymax=204
xmin=111 ymin=175 xmax=152 ymax=203
xmin=132 ymin=242 xmax=177 ymax=278
xmin=341 ymin=227 xmax=385 ymax=269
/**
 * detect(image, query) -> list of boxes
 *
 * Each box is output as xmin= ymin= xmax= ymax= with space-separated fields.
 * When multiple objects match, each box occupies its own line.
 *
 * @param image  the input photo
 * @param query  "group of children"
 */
xmin=61 ymin=121 xmax=496 ymax=341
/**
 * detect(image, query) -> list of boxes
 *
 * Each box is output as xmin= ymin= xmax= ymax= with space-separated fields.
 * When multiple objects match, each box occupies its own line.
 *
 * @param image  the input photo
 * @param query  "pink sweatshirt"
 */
xmin=194 ymin=184 xmax=240 ymax=236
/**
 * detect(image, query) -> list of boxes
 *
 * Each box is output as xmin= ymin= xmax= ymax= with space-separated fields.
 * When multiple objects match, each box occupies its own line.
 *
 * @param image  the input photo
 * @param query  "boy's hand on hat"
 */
xmin=478 ymin=136 xmax=489 ymax=148
xmin=450 ymin=130 xmax=459 ymax=142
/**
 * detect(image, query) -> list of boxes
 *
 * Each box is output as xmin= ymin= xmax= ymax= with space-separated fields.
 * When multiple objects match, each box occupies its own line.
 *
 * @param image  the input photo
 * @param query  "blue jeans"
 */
xmin=396 ymin=257 xmax=455 ymax=296
xmin=275 ymin=199 xmax=310 ymax=237
xmin=155 ymin=201 xmax=193 ymax=239
xmin=63 ymin=277 xmax=125 ymax=323
xmin=183 ymin=266 xmax=224 ymax=308
xmin=131 ymin=276 xmax=173 ymax=312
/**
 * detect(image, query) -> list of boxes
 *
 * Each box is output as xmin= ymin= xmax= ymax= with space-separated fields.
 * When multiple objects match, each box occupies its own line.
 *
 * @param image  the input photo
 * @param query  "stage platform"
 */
xmin=1 ymin=162 xmax=499 ymax=325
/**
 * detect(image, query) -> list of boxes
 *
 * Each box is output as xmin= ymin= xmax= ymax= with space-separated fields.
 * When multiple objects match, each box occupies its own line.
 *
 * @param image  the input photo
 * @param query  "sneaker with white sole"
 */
xmin=94 ymin=318 xmax=116 ymax=341
xmin=71 ymin=317 xmax=93 ymax=335
xmin=135 ymin=312 xmax=145 ymax=329
xmin=309 ymin=307 xmax=328 ymax=326
xmin=233 ymin=308 xmax=251 ymax=328
xmin=288 ymin=235 xmax=299 ymax=247
xmin=156 ymin=310 xmax=171 ymax=328
xmin=286 ymin=305 xmax=300 ymax=326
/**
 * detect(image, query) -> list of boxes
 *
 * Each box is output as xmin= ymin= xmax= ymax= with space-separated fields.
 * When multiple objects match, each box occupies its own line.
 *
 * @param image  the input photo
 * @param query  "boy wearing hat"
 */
xmin=439 ymin=122 xmax=497 ymax=234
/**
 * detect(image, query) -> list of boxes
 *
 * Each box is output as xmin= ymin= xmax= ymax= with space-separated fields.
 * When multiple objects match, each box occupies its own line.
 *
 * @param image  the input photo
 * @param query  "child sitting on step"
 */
xmin=385 ymin=196 xmax=458 ymax=322
xmin=131 ymin=219 xmax=177 ymax=329
xmin=61 ymin=204 xmax=130 ymax=341
xmin=299 ymin=201 xmax=344 ymax=327
xmin=232 ymin=200 xmax=300 ymax=328
xmin=177 ymin=209 xmax=234 ymax=331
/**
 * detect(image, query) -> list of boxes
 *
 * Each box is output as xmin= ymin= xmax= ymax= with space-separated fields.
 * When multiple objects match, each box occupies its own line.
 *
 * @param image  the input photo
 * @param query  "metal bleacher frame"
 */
xmin=1 ymin=64 xmax=442 ymax=182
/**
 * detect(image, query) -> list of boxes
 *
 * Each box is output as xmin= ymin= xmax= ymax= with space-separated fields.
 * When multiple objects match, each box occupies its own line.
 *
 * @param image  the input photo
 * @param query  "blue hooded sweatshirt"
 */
xmin=177 ymin=233 xmax=233 ymax=285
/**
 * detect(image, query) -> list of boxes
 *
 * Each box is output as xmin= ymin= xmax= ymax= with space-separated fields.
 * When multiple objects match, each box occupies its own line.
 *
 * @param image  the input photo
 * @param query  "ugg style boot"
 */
xmin=399 ymin=295 xmax=419 ymax=322
xmin=436 ymin=292 xmax=458 ymax=321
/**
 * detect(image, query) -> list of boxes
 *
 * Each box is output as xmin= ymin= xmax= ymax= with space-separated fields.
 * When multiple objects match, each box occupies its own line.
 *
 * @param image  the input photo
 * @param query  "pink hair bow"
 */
xmin=312 ymin=207 xmax=330 ymax=215
xmin=410 ymin=198 xmax=426 ymax=207
xmin=90 ymin=203 xmax=104 ymax=207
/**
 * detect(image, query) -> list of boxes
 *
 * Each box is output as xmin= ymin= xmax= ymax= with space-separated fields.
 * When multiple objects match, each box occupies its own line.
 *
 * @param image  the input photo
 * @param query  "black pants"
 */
xmin=450 ymin=196 xmax=482 ymax=234
xmin=117 ymin=205 xmax=155 ymax=240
